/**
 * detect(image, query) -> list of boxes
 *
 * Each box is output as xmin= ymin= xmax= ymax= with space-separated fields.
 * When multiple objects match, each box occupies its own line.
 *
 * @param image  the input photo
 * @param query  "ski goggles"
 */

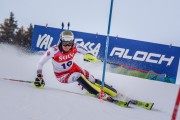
xmin=61 ymin=41 xmax=73 ymax=46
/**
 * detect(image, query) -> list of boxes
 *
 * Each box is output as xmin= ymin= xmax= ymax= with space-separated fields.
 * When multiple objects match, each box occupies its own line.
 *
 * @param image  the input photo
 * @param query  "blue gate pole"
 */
xmin=100 ymin=0 xmax=114 ymax=99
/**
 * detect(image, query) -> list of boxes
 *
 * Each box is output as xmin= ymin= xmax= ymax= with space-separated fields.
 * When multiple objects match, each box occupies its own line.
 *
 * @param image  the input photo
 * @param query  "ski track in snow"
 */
xmin=0 ymin=44 xmax=179 ymax=120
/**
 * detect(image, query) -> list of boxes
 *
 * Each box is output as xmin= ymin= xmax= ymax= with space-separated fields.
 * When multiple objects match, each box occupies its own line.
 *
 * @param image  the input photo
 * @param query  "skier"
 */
xmin=34 ymin=29 xmax=154 ymax=110
xmin=34 ymin=29 xmax=117 ymax=100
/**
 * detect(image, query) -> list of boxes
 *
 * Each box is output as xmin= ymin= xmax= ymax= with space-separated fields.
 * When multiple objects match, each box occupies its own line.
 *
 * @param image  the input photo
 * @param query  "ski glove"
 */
xmin=34 ymin=74 xmax=45 ymax=88
xmin=84 ymin=53 xmax=102 ymax=62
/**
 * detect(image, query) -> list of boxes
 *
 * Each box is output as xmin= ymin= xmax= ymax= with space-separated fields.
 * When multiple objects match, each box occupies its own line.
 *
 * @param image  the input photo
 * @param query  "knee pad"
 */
xmin=88 ymin=74 xmax=95 ymax=83
xmin=68 ymin=72 xmax=81 ymax=83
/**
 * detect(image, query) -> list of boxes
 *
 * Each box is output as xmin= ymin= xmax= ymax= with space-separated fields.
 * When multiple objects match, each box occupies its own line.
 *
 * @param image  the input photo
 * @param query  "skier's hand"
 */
xmin=34 ymin=74 xmax=45 ymax=88
xmin=84 ymin=53 xmax=102 ymax=62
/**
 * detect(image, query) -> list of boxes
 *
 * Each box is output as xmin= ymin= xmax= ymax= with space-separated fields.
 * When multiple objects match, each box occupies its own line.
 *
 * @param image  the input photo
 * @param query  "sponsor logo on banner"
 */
xmin=74 ymin=38 xmax=101 ymax=57
xmin=110 ymin=47 xmax=174 ymax=66
xmin=36 ymin=34 xmax=53 ymax=49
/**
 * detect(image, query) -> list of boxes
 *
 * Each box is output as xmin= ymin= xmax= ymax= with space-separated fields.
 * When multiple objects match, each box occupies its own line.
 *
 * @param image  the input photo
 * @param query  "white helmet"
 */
xmin=58 ymin=30 xmax=74 ymax=50
xmin=60 ymin=30 xmax=74 ymax=41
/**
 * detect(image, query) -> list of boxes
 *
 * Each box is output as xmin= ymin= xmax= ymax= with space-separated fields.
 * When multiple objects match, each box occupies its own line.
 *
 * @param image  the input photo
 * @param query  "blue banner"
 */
xmin=31 ymin=25 xmax=180 ymax=83
xmin=107 ymin=37 xmax=180 ymax=83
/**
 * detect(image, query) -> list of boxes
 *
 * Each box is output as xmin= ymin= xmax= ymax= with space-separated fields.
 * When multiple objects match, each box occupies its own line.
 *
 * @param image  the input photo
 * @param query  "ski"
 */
xmin=113 ymin=99 xmax=130 ymax=107
xmin=93 ymin=79 xmax=154 ymax=110
xmin=85 ymin=91 xmax=129 ymax=108
xmin=50 ymin=88 xmax=153 ymax=109
xmin=130 ymin=100 xmax=154 ymax=110
xmin=102 ymin=94 xmax=154 ymax=110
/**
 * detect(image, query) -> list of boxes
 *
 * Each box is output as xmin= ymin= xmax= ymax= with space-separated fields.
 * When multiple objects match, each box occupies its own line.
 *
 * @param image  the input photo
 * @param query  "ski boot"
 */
xmin=97 ymin=93 xmax=129 ymax=107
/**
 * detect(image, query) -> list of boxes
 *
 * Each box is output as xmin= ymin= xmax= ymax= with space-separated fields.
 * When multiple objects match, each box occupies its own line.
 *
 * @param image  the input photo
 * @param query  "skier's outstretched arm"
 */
xmin=76 ymin=44 xmax=102 ymax=62
xmin=37 ymin=49 xmax=53 ymax=74
xmin=35 ymin=48 xmax=54 ymax=88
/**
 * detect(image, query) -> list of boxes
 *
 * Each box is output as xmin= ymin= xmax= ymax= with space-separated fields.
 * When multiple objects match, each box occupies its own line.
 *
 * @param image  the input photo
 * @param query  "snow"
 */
xmin=0 ymin=44 xmax=179 ymax=120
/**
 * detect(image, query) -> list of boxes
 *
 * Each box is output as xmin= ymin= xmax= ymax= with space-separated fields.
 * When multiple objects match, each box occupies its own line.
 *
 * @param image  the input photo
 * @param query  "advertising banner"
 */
xmin=31 ymin=25 xmax=180 ymax=83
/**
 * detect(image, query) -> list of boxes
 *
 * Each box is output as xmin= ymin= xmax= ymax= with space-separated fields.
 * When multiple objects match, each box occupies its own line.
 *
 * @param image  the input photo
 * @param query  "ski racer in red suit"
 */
xmin=34 ymin=30 xmax=154 ymax=109
xmin=34 ymin=30 xmax=117 ymax=100
xmin=34 ymin=30 xmax=96 ymax=85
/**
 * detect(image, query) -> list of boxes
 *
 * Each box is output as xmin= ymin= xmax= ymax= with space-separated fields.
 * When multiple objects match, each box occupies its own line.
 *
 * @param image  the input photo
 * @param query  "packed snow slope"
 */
xmin=0 ymin=44 xmax=179 ymax=120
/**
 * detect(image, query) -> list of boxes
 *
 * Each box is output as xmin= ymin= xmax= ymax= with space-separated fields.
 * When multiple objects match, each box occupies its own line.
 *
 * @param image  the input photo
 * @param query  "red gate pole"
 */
xmin=172 ymin=86 xmax=180 ymax=120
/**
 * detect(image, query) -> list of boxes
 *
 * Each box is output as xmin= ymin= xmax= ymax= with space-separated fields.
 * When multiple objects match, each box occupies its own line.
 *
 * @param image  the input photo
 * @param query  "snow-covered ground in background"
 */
xmin=0 ymin=44 xmax=179 ymax=120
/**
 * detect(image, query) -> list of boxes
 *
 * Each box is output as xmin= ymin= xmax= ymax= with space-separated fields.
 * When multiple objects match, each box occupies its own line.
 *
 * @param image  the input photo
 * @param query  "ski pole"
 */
xmin=0 ymin=78 xmax=34 ymax=84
